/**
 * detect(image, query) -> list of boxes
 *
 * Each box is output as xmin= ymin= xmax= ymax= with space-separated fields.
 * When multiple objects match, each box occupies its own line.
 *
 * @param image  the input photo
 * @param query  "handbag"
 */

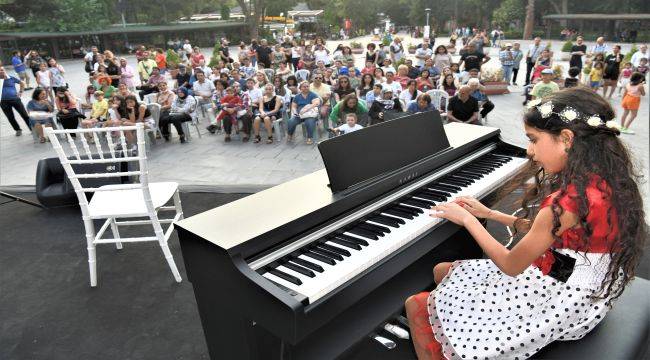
xmin=299 ymin=106 xmax=319 ymax=119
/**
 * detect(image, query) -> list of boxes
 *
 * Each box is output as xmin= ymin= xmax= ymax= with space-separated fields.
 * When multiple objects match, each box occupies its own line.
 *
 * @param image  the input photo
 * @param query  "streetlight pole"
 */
xmin=425 ymin=8 xmax=431 ymax=27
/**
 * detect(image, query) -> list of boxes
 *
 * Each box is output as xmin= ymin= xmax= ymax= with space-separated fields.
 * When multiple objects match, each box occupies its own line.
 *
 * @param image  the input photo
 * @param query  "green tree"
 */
xmin=26 ymin=0 xmax=108 ymax=31
xmin=492 ymin=0 xmax=524 ymax=29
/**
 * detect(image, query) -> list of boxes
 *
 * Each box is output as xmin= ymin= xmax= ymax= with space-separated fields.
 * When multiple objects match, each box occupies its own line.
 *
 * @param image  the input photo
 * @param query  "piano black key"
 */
xmin=318 ymin=243 xmax=351 ymax=257
xmin=457 ymin=169 xmax=484 ymax=178
xmin=372 ymin=214 xmax=405 ymax=225
xmin=447 ymin=175 xmax=474 ymax=184
xmin=359 ymin=222 xmax=391 ymax=234
xmin=415 ymin=192 xmax=445 ymax=202
xmin=475 ymin=160 xmax=503 ymax=167
xmin=394 ymin=204 xmax=424 ymax=215
xmin=328 ymin=237 xmax=362 ymax=250
xmin=439 ymin=177 xmax=471 ymax=187
xmin=401 ymin=198 xmax=434 ymax=209
xmin=290 ymin=256 xmax=325 ymax=272
xmin=484 ymin=155 xmax=510 ymax=163
xmin=422 ymin=188 xmax=452 ymax=198
xmin=303 ymin=250 xmax=337 ymax=265
xmin=464 ymin=165 xmax=493 ymax=173
xmin=454 ymin=171 xmax=482 ymax=180
xmin=429 ymin=183 xmax=462 ymax=192
xmin=282 ymin=261 xmax=316 ymax=277
xmin=334 ymin=233 xmax=370 ymax=246
xmin=355 ymin=223 xmax=385 ymax=236
xmin=410 ymin=196 xmax=437 ymax=206
xmin=267 ymin=268 xmax=303 ymax=285
xmin=310 ymin=246 xmax=345 ymax=261
xmin=488 ymin=153 xmax=512 ymax=160
xmin=347 ymin=227 xmax=380 ymax=240
xmin=382 ymin=208 xmax=415 ymax=220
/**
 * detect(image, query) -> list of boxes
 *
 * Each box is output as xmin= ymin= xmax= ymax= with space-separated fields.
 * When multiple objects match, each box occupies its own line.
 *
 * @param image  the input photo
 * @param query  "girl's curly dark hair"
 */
xmin=512 ymin=86 xmax=647 ymax=301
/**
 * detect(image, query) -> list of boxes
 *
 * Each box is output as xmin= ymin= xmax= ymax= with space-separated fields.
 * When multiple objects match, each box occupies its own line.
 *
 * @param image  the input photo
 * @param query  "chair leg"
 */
xmin=83 ymin=217 xmax=98 ymax=287
xmin=173 ymin=190 xmax=184 ymax=220
xmin=109 ymin=218 xmax=123 ymax=250
xmin=193 ymin=123 xmax=202 ymax=138
xmin=150 ymin=214 xmax=182 ymax=282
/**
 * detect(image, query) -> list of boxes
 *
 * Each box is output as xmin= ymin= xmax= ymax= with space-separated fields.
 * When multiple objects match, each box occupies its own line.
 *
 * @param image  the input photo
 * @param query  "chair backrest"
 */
xmin=143 ymin=93 xmax=157 ymax=104
xmin=146 ymin=103 xmax=161 ymax=128
xmin=426 ymin=89 xmax=450 ymax=111
xmin=44 ymin=124 xmax=153 ymax=217
xmin=263 ymin=68 xmax=275 ymax=80
xmin=295 ymin=69 xmax=310 ymax=82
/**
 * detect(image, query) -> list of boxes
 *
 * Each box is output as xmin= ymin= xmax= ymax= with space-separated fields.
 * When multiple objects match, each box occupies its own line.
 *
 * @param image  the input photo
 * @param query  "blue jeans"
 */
xmin=287 ymin=116 xmax=316 ymax=139
xmin=502 ymin=65 xmax=513 ymax=84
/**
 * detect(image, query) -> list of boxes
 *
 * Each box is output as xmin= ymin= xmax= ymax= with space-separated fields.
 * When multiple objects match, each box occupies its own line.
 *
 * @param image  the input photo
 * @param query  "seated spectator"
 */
xmin=121 ymin=94 xmax=153 ymax=129
xmin=240 ymin=57 xmax=256 ymax=79
xmin=333 ymin=75 xmax=355 ymax=102
xmin=323 ymin=68 xmax=336 ymax=86
xmin=96 ymin=75 xmax=117 ymax=98
xmin=395 ymin=65 xmax=411 ymax=89
xmin=361 ymin=60 xmax=376 ymax=76
xmin=136 ymin=66 xmax=164 ymax=99
xmin=229 ymin=69 xmax=247 ymax=89
xmin=347 ymin=66 xmax=361 ymax=88
xmin=80 ymin=85 xmax=96 ymax=115
xmin=284 ymin=75 xmax=299 ymax=104
xmin=26 ymin=88 xmax=55 ymax=143
xmin=447 ymin=85 xmax=480 ymax=124
xmin=253 ymin=83 xmax=283 ymax=144
xmin=399 ymin=80 xmax=422 ymax=103
xmin=564 ymin=66 xmax=580 ymax=88
xmin=531 ymin=49 xmax=553 ymax=83
xmin=373 ymin=67 xmax=385 ymax=83
xmin=421 ymin=58 xmax=441 ymax=83
xmin=368 ymin=88 xmax=403 ymax=125
xmin=287 ymin=80 xmax=321 ymax=145
xmin=309 ymin=73 xmax=332 ymax=120
xmin=55 ymin=87 xmax=84 ymax=132
xmin=212 ymin=86 xmax=242 ymax=138
xmin=330 ymin=113 xmax=364 ymax=135
xmin=416 ymin=69 xmax=435 ymax=92
xmin=407 ymin=93 xmax=436 ymax=114
xmin=159 ymin=87 xmax=195 ymax=143
xmin=193 ymin=70 xmax=216 ymax=115
xmin=154 ymin=82 xmax=176 ymax=111
xmin=117 ymin=82 xmax=133 ymax=97
xmin=175 ymin=64 xmax=191 ymax=90
xmin=380 ymin=58 xmax=396 ymax=76
xmin=460 ymin=68 xmax=480 ymax=85
xmin=107 ymin=95 xmax=125 ymax=124
xmin=405 ymin=59 xmax=420 ymax=79
xmin=80 ymin=90 xmax=109 ymax=138
xmin=531 ymin=68 xmax=560 ymax=100
xmin=467 ymin=78 xmax=495 ymax=118
xmin=365 ymin=83 xmax=383 ymax=107
xmin=275 ymin=61 xmax=293 ymax=81
xmin=255 ymin=71 xmax=269 ymax=87
xmin=357 ymin=74 xmax=375 ymax=99
xmin=440 ymin=73 xmax=458 ymax=96
xmin=328 ymin=93 xmax=369 ymax=128
xmin=383 ymin=71 xmax=403 ymax=95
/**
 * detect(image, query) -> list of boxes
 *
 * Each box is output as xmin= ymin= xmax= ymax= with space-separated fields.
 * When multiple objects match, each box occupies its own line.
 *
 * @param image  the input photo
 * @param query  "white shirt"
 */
xmin=631 ymin=50 xmax=649 ymax=67
xmin=313 ymin=49 xmax=331 ymax=65
xmin=415 ymin=48 xmax=433 ymax=67
xmin=84 ymin=52 xmax=95 ymax=62
xmin=183 ymin=43 xmax=193 ymax=54
xmin=336 ymin=123 xmax=364 ymax=134
xmin=37 ymin=70 xmax=51 ymax=87
xmin=246 ymin=87 xmax=263 ymax=107
xmin=383 ymin=81 xmax=402 ymax=95
xmin=381 ymin=65 xmax=396 ymax=75
xmin=192 ymin=80 xmax=215 ymax=97
xmin=527 ymin=43 xmax=546 ymax=60
xmin=399 ymin=89 xmax=421 ymax=103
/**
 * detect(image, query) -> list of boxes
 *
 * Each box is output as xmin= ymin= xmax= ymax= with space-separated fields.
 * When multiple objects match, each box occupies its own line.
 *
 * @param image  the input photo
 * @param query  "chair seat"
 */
xmin=88 ymin=182 xmax=178 ymax=218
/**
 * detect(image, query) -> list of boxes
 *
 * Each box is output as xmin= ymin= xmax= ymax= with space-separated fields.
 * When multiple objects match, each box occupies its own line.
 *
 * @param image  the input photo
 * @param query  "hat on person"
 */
xmin=381 ymin=87 xmax=394 ymax=94
xmin=505 ymin=42 xmax=513 ymax=47
xmin=94 ymin=90 xmax=104 ymax=96
xmin=541 ymin=68 xmax=554 ymax=75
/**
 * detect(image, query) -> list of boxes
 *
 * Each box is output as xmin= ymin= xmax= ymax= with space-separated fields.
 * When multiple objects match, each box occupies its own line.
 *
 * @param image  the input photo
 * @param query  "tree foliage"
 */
xmin=26 ymin=0 xmax=109 ymax=32
xmin=492 ymin=0 xmax=525 ymax=29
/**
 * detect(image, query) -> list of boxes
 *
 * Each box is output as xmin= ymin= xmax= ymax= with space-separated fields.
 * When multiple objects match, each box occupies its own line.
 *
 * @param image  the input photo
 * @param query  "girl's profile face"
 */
xmin=524 ymin=124 xmax=570 ymax=174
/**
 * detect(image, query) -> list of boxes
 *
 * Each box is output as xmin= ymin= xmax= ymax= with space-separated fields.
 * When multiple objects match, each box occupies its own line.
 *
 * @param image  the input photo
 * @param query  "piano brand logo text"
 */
xmin=398 ymin=172 xmax=419 ymax=185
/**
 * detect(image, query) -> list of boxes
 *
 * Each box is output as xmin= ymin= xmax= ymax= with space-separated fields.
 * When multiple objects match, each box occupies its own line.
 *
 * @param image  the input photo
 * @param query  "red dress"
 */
xmin=415 ymin=176 xmax=620 ymax=359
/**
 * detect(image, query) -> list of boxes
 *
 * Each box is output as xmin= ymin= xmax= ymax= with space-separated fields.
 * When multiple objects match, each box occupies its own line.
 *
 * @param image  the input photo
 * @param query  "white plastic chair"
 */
xmin=295 ymin=69 xmax=310 ymax=82
xmin=44 ymin=124 xmax=183 ymax=287
xmin=145 ymin=102 xmax=162 ymax=147
xmin=143 ymin=93 xmax=157 ymax=104
xmin=426 ymin=89 xmax=450 ymax=118
xmin=182 ymin=96 xmax=202 ymax=141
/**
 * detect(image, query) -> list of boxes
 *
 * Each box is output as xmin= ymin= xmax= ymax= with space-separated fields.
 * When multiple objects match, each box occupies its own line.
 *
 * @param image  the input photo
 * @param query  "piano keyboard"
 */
xmin=256 ymin=148 xmax=529 ymax=304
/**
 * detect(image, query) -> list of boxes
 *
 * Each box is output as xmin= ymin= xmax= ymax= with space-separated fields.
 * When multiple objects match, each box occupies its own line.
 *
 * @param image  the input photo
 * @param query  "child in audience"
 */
xmin=617 ymin=62 xmax=633 ymax=96
xmin=214 ymin=86 xmax=242 ymax=132
xmin=564 ymin=67 xmax=580 ymax=88
xmin=635 ymin=58 xmax=648 ymax=77
xmin=361 ymin=60 xmax=376 ymax=75
xmin=589 ymin=61 xmax=604 ymax=91
xmin=36 ymin=62 xmax=54 ymax=101
xmin=581 ymin=58 xmax=592 ymax=85
xmin=620 ymin=72 xmax=646 ymax=134
xmin=330 ymin=113 xmax=363 ymax=135
xmin=80 ymin=90 xmax=109 ymax=142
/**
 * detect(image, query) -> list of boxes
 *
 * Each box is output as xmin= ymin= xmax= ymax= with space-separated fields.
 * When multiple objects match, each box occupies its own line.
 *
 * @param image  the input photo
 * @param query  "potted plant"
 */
xmin=350 ymin=41 xmax=364 ymax=54
xmin=560 ymin=40 xmax=573 ymax=61
xmin=480 ymin=65 xmax=510 ymax=95
xmin=166 ymin=49 xmax=181 ymax=78
xmin=207 ymin=43 xmax=222 ymax=67
xmin=408 ymin=43 xmax=417 ymax=54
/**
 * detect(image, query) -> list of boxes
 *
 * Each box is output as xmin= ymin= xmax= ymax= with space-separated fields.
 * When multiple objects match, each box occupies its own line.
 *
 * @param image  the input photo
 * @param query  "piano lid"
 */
xmin=175 ymin=123 xmax=499 ymax=251
xmin=318 ymin=111 xmax=450 ymax=192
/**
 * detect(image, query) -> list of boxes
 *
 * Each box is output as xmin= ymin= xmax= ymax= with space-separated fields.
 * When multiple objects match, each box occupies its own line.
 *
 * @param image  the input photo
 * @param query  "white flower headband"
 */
xmin=526 ymin=99 xmax=620 ymax=130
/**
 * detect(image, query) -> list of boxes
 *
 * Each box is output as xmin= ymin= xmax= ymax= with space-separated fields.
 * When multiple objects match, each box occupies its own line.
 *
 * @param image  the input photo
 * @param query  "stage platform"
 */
xmin=1 ymin=192 xmax=648 ymax=360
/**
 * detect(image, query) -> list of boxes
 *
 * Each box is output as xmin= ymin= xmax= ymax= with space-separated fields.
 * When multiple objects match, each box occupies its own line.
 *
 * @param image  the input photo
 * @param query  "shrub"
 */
xmin=207 ymin=43 xmax=222 ymax=67
xmin=350 ymin=41 xmax=362 ymax=49
xmin=561 ymin=40 xmax=573 ymax=53
xmin=623 ymin=44 xmax=638 ymax=65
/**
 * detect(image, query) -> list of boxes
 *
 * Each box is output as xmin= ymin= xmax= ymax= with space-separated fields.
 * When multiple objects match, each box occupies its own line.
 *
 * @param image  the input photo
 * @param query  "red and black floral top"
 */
xmin=532 ymin=175 xmax=619 ymax=274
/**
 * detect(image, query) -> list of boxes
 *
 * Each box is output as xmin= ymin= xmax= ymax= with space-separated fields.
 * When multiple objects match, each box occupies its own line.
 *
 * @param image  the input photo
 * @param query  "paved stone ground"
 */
xmin=1 ymin=34 xmax=648 ymax=214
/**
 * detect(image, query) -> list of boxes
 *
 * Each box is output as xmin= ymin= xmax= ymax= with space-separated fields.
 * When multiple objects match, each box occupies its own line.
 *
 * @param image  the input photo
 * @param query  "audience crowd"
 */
xmin=2 ymin=29 xmax=648 ymax=147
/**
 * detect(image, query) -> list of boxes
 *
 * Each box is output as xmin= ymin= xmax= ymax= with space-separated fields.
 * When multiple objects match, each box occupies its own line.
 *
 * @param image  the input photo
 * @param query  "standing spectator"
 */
xmin=524 ymin=37 xmax=546 ymax=86
xmin=433 ymin=45 xmax=453 ymax=71
xmin=83 ymin=46 xmax=100 ymax=73
xmin=415 ymin=42 xmax=433 ymax=68
xmin=589 ymin=61 xmax=605 ymax=91
xmin=631 ymin=44 xmax=648 ymax=68
xmin=530 ymin=68 xmax=560 ymax=100
xmin=36 ymin=63 xmax=54 ymax=102
xmin=154 ymin=48 xmax=167 ymax=74
xmin=389 ymin=37 xmax=404 ymax=63
xmin=619 ymin=72 xmax=646 ymax=134
xmin=0 ymin=66 xmax=30 ymax=135
xmin=290 ymin=40 xmax=303 ymax=71
xmin=26 ymin=50 xmax=45 ymax=81
xmin=256 ymin=39 xmax=273 ymax=69
xmin=602 ymin=45 xmax=625 ymax=99
xmin=569 ymin=36 xmax=587 ymax=71
xmin=47 ymin=58 xmax=67 ymax=94
xmin=313 ymin=40 xmax=331 ymax=67
xmin=182 ymin=40 xmax=193 ymax=58
xmin=447 ymin=85 xmax=479 ymax=124
xmin=190 ymin=47 xmax=205 ymax=69
xmin=287 ymin=80 xmax=321 ymax=145
xmin=119 ymin=58 xmax=139 ymax=92
xmin=590 ymin=37 xmax=609 ymax=57
xmin=458 ymin=43 xmax=490 ymax=73
xmin=499 ymin=43 xmax=515 ymax=85
xmin=511 ymin=42 xmax=524 ymax=85
xmin=137 ymin=53 xmax=157 ymax=83
xmin=11 ymin=50 xmax=32 ymax=90
xmin=104 ymin=51 xmax=121 ymax=86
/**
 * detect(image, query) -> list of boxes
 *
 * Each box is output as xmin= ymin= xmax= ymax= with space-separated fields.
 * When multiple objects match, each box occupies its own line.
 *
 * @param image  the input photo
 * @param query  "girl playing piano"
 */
xmin=405 ymin=87 xmax=647 ymax=359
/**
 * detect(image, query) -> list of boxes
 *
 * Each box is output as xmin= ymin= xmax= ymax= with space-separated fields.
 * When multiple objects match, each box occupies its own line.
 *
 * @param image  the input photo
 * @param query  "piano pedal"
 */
xmin=383 ymin=323 xmax=410 ymax=339
xmin=370 ymin=333 xmax=397 ymax=350
xmin=396 ymin=315 xmax=410 ymax=329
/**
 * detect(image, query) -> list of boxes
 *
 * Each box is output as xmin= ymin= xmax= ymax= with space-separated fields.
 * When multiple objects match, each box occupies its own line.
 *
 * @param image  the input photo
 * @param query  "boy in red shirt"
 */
xmin=214 ymin=86 xmax=242 ymax=131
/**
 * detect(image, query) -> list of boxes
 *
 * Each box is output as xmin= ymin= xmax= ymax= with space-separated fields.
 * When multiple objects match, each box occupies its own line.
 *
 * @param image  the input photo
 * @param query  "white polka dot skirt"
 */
xmin=427 ymin=259 xmax=612 ymax=360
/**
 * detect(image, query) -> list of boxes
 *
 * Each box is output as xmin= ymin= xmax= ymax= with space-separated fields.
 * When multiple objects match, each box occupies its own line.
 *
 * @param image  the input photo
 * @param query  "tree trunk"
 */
xmin=523 ymin=0 xmax=535 ymax=40
xmin=237 ymin=0 xmax=261 ymax=39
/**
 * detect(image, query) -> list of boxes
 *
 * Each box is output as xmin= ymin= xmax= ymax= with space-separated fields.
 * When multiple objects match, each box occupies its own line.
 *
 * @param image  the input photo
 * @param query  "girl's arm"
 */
xmin=58 ymin=64 xmax=65 ymax=74
xmin=258 ymin=97 xmax=265 ymax=114
xmin=271 ymin=96 xmax=282 ymax=115
xmin=433 ymin=202 xmax=577 ymax=277
xmin=640 ymin=85 xmax=646 ymax=96
xmin=138 ymin=104 xmax=146 ymax=122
